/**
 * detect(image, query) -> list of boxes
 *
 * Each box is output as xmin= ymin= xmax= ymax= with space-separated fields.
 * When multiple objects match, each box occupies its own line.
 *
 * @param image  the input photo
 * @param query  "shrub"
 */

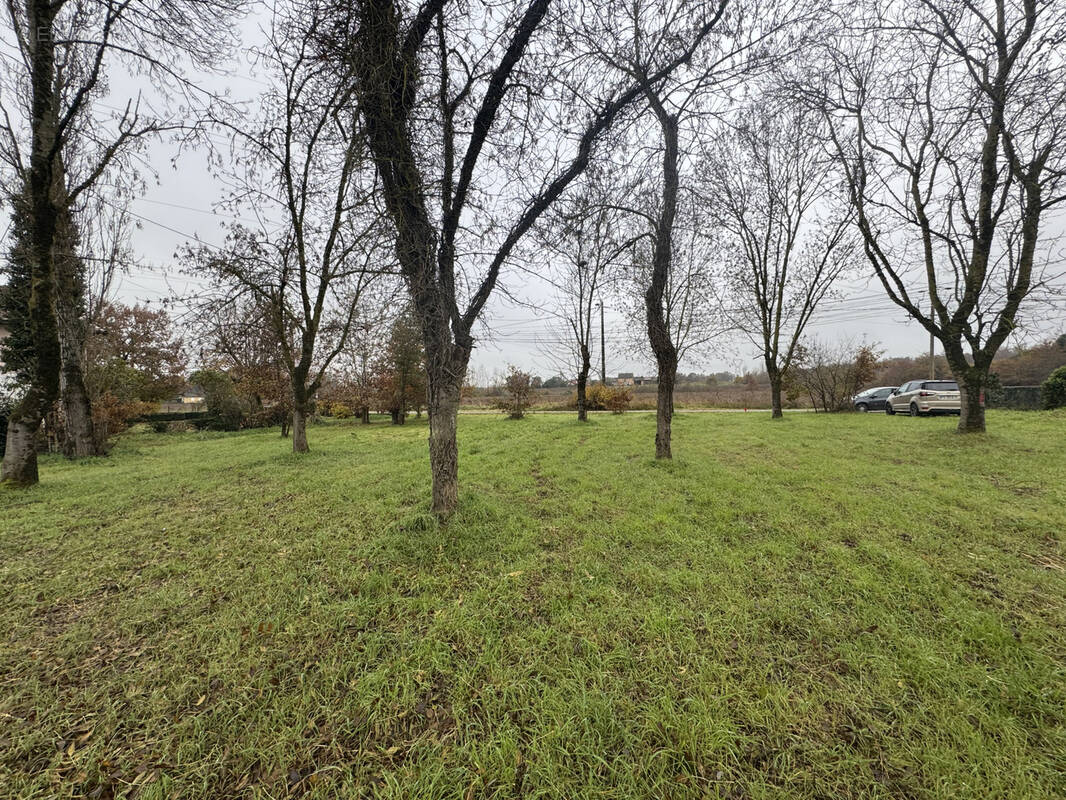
xmin=190 ymin=369 xmax=246 ymax=430
xmin=499 ymin=365 xmax=532 ymax=419
xmin=571 ymin=383 xmax=633 ymax=412
xmin=330 ymin=403 xmax=353 ymax=419
xmin=150 ymin=420 xmax=169 ymax=433
xmin=605 ymin=386 xmax=632 ymax=414
xmin=583 ymin=383 xmax=610 ymax=410
xmin=91 ymin=392 xmax=154 ymax=452
xmin=244 ymin=405 xmax=291 ymax=432
xmin=1042 ymin=365 xmax=1066 ymax=410
xmin=790 ymin=340 xmax=881 ymax=412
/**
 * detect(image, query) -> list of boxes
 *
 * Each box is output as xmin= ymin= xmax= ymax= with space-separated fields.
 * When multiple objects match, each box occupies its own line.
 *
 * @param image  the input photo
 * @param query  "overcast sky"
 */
xmin=5 ymin=11 xmax=1066 ymax=382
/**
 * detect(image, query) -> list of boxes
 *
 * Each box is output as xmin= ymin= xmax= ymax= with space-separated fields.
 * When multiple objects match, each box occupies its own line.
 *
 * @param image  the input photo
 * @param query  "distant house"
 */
xmin=173 ymin=385 xmax=206 ymax=404
xmin=617 ymin=372 xmax=635 ymax=386
xmin=633 ymin=376 xmax=654 ymax=386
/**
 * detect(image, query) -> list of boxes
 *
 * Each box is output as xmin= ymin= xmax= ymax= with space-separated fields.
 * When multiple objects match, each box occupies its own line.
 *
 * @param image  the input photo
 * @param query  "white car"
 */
xmin=885 ymin=380 xmax=961 ymax=416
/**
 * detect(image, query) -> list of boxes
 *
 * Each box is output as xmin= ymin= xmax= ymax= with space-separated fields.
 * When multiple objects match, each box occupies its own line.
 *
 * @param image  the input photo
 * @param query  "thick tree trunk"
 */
xmin=2 ymin=416 xmax=42 ymax=486
xmin=56 ymin=276 xmax=94 ymax=457
xmin=59 ymin=363 xmax=94 ymax=456
xmin=2 ymin=216 xmax=60 ymax=482
xmin=390 ymin=408 xmax=402 ymax=425
xmin=361 ymin=406 xmax=370 ymax=424
xmin=957 ymin=371 xmax=987 ymax=434
xmin=424 ymin=341 xmax=468 ymax=517
xmin=52 ymin=189 xmax=95 ymax=457
xmin=655 ymin=362 xmax=676 ymax=458
xmin=292 ymin=406 xmax=309 ymax=452
xmin=3 ymin=2 xmax=61 ymax=485
xmin=943 ymin=347 xmax=988 ymax=434
xmin=770 ymin=376 xmax=784 ymax=419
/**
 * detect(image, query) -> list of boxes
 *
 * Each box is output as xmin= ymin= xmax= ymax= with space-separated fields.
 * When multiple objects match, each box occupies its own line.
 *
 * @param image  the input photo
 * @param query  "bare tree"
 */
xmin=192 ymin=295 xmax=293 ymax=435
xmin=188 ymin=225 xmax=384 ymax=452
xmin=337 ymin=314 xmax=394 ymax=424
xmin=706 ymin=103 xmax=856 ymax=418
xmin=334 ymin=0 xmax=732 ymax=515
xmin=619 ymin=199 xmax=722 ymax=410
xmin=790 ymin=338 xmax=879 ymax=413
xmin=593 ymin=0 xmax=801 ymax=457
xmin=534 ymin=175 xmax=639 ymax=420
xmin=0 ymin=0 xmax=244 ymax=484
xmin=189 ymin=4 xmax=388 ymax=452
xmin=813 ymin=0 xmax=1066 ymax=433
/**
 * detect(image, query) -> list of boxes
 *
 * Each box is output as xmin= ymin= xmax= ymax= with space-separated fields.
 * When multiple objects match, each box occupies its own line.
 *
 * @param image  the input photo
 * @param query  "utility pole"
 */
xmin=599 ymin=299 xmax=606 ymax=384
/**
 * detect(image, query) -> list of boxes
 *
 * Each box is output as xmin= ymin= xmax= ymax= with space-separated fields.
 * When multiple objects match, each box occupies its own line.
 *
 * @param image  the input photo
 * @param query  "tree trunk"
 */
xmin=55 ymin=274 xmax=94 ymax=457
xmin=957 ymin=370 xmax=987 ymax=433
xmin=655 ymin=362 xmax=676 ymax=458
xmin=292 ymin=406 xmax=309 ymax=452
xmin=770 ymin=375 xmax=784 ymax=419
xmin=2 ymin=233 xmax=60 ymax=484
xmin=943 ymin=347 xmax=988 ymax=434
xmin=645 ymin=106 xmax=680 ymax=459
xmin=2 ymin=416 xmax=43 ymax=486
xmin=3 ymin=1 xmax=61 ymax=485
xmin=59 ymin=363 xmax=94 ymax=456
xmin=424 ymin=341 xmax=467 ymax=518
xmin=576 ymin=355 xmax=589 ymax=421
xmin=361 ymin=406 xmax=370 ymax=424
xmin=52 ymin=191 xmax=95 ymax=457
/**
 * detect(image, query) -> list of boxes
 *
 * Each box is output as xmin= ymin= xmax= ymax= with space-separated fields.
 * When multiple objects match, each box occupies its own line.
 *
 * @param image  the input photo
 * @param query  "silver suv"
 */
xmin=885 ymin=380 xmax=961 ymax=416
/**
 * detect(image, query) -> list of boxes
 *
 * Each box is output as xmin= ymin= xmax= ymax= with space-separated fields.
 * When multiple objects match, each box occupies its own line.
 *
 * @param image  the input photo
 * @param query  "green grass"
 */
xmin=2 ymin=410 xmax=1064 ymax=799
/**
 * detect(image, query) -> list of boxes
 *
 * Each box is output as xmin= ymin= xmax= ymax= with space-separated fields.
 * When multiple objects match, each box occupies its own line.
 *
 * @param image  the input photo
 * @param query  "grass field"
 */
xmin=2 ymin=410 xmax=1065 ymax=799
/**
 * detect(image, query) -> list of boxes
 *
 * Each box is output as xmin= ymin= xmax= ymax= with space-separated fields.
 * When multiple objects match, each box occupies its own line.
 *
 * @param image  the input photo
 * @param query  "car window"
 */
xmin=899 ymin=383 xmax=913 ymax=392
xmin=923 ymin=381 xmax=958 ymax=391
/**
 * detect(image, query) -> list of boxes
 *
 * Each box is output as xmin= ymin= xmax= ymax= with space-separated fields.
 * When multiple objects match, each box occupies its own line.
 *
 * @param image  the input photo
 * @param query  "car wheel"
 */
xmin=857 ymin=403 xmax=869 ymax=413
xmin=909 ymin=403 xmax=921 ymax=417
xmin=885 ymin=403 xmax=895 ymax=415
